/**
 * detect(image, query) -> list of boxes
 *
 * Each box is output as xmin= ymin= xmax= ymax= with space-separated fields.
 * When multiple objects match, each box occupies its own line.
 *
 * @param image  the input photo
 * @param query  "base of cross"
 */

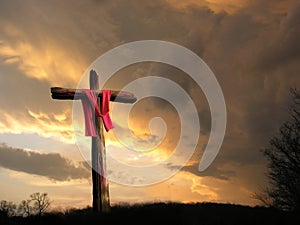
xmin=50 ymin=70 xmax=136 ymax=213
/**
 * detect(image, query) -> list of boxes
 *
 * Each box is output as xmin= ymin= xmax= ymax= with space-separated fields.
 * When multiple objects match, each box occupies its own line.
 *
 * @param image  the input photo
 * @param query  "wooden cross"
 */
xmin=50 ymin=70 xmax=136 ymax=212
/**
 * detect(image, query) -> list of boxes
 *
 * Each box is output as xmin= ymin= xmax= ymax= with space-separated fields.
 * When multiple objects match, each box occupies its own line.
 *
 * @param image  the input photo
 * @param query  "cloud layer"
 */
xmin=0 ymin=0 xmax=299 ymax=206
xmin=0 ymin=143 xmax=89 ymax=181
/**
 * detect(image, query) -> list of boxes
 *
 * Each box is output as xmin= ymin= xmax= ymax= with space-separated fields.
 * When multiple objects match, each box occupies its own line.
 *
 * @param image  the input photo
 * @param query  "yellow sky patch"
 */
xmin=190 ymin=177 xmax=218 ymax=200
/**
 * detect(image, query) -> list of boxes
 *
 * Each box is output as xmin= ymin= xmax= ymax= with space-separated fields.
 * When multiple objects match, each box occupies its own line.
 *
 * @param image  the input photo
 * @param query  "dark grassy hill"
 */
xmin=1 ymin=202 xmax=299 ymax=225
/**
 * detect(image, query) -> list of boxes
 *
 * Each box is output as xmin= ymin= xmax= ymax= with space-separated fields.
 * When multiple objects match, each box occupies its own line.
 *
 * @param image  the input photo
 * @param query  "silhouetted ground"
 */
xmin=1 ymin=202 xmax=299 ymax=225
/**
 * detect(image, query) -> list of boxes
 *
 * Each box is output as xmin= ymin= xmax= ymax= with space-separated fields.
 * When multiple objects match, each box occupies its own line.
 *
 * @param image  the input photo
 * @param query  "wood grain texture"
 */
xmin=51 ymin=87 xmax=137 ymax=103
xmin=50 ymin=70 xmax=134 ymax=213
xmin=90 ymin=70 xmax=111 ymax=213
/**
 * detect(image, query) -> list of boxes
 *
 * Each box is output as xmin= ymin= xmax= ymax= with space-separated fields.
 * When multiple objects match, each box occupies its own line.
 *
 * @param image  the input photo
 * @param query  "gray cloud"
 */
xmin=0 ymin=60 xmax=69 ymax=115
xmin=0 ymin=0 xmax=299 ymax=193
xmin=0 ymin=143 xmax=89 ymax=181
xmin=106 ymin=0 xmax=300 ymax=176
xmin=166 ymin=162 xmax=235 ymax=180
xmin=198 ymin=109 xmax=211 ymax=135
xmin=184 ymin=164 xmax=235 ymax=181
xmin=257 ymin=3 xmax=300 ymax=71
xmin=0 ymin=60 xmax=74 ymax=141
xmin=0 ymin=0 xmax=118 ymax=64
xmin=109 ymin=1 xmax=188 ymax=41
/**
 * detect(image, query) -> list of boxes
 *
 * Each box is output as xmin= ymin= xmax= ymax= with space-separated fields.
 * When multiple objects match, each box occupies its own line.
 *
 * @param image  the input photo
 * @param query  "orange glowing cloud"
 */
xmin=0 ymin=110 xmax=74 ymax=144
xmin=0 ymin=24 xmax=88 ymax=87
xmin=166 ymin=0 xmax=250 ymax=14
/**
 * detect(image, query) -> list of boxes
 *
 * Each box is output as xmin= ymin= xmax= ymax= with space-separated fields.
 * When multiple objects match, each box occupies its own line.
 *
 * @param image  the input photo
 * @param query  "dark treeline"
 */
xmin=1 ymin=202 xmax=299 ymax=225
xmin=0 ymin=192 xmax=51 ymax=218
xmin=1 ymin=91 xmax=299 ymax=225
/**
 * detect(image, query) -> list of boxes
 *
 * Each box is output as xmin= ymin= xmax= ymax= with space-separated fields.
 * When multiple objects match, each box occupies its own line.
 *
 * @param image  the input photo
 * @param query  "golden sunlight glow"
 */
xmin=166 ymin=0 xmax=250 ymax=14
xmin=54 ymin=113 xmax=67 ymax=122
xmin=5 ymin=169 xmax=90 ymax=208
xmin=191 ymin=177 xmax=218 ymax=201
xmin=0 ymin=111 xmax=74 ymax=144
xmin=7 ymin=170 xmax=87 ymax=187
xmin=145 ymin=171 xmax=219 ymax=203
xmin=106 ymin=130 xmax=171 ymax=165
xmin=206 ymin=0 xmax=249 ymax=13
xmin=0 ymin=32 xmax=87 ymax=87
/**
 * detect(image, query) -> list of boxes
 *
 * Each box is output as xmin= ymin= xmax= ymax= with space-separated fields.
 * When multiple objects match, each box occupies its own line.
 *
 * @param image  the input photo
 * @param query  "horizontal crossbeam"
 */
xmin=51 ymin=87 xmax=137 ymax=103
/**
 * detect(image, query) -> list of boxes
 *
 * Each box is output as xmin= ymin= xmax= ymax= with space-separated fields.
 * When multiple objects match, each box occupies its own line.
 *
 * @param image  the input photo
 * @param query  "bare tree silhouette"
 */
xmin=30 ymin=192 xmax=51 ymax=217
xmin=0 ymin=192 xmax=51 ymax=218
xmin=261 ymin=89 xmax=300 ymax=211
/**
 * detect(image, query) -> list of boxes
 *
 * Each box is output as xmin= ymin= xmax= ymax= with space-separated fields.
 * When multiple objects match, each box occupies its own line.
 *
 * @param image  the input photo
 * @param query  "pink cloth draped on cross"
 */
xmin=81 ymin=89 xmax=114 ymax=136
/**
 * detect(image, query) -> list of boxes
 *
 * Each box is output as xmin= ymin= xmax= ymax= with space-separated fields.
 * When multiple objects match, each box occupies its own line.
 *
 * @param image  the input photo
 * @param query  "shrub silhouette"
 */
xmin=0 ymin=200 xmax=16 ymax=217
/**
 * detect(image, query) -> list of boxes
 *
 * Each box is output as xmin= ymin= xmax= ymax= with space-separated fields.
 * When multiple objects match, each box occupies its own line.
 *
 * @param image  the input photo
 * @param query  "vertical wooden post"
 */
xmin=50 ymin=71 xmax=136 ymax=213
xmin=90 ymin=70 xmax=110 ymax=213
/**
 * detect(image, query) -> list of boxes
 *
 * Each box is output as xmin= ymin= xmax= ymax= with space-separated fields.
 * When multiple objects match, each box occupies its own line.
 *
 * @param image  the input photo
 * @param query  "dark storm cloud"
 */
xmin=198 ymin=110 xmax=211 ymax=135
xmin=109 ymin=0 xmax=188 ymax=41
xmin=0 ymin=143 xmax=89 ymax=181
xmin=106 ymin=0 xmax=300 ymax=171
xmin=0 ymin=0 xmax=120 ymax=139
xmin=0 ymin=0 xmax=118 ymax=64
xmin=184 ymin=164 xmax=235 ymax=180
xmin=0 ymin=0 xmax=299 ymax=187
xmin=167 ymin=162 xmax=236 ymax=180
xmin=256 ymin=3 xmax=300 ymax=71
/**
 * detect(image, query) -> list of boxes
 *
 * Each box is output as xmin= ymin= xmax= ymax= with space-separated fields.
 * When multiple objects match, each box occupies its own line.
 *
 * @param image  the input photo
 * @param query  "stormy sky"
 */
xmin=0 ymin=0 xmax=299 ymax=208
